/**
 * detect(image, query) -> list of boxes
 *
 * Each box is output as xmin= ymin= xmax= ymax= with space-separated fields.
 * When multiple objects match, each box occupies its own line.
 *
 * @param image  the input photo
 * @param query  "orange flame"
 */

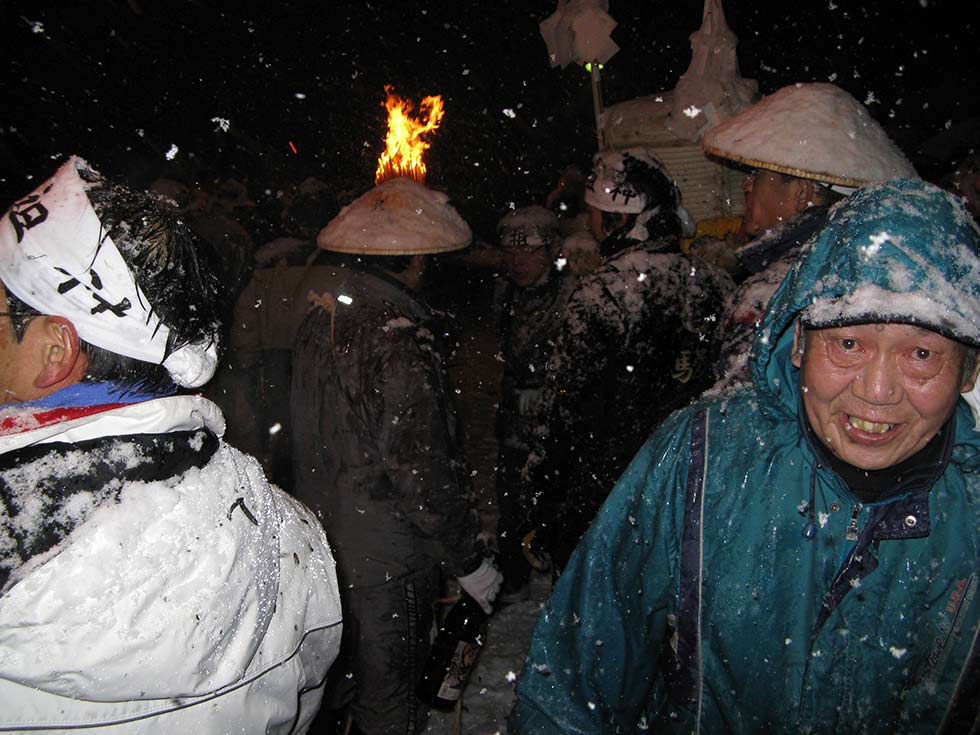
xmin=375 ymin=86 xmax=444 ymax=185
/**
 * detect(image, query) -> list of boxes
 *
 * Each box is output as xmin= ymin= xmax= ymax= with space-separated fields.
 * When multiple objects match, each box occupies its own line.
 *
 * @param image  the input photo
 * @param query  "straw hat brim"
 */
xmin=702 ymin=145 xmax=870 ymax=188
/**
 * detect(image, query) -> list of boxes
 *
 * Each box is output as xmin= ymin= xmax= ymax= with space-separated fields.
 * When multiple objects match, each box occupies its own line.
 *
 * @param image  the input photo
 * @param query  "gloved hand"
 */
xmin=456 ymin=557 xmax=503 ymax=614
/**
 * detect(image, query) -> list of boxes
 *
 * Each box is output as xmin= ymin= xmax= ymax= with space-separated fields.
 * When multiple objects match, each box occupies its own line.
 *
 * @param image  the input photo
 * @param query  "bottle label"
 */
xmin=435 ymin=640 xmax=482 ymax=702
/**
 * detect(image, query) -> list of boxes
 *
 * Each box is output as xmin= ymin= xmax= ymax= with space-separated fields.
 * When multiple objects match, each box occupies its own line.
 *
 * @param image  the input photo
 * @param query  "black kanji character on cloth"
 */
xmin=9 ymin=194 xmax=49 ymax=243
xmin=54 ymin=266 xmax=132 ymax=317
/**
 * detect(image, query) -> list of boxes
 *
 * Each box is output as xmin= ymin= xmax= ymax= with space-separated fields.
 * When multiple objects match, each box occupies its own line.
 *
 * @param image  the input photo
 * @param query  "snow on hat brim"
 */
xmin=701 ymin=83 xmax=917 ymax=187
xmin=0 ymin=157 xmax=218 ymax=388
xmin=317 ymin=177 xmax=471 ymax=256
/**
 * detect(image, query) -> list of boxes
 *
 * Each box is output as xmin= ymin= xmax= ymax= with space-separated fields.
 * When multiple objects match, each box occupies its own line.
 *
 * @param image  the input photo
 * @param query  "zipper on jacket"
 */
xmin=844 ymin=503 xmax=862 ymax=541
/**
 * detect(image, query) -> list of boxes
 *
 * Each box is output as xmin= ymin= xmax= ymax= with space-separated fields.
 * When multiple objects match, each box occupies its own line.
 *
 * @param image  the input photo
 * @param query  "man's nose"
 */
xmin=853 ymin=353 xmax=901 ymax=404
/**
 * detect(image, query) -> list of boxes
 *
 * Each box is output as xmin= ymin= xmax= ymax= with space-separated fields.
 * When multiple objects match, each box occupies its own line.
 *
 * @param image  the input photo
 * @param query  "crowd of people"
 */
xmin=0 ymin=80 xmax=978 ymax=735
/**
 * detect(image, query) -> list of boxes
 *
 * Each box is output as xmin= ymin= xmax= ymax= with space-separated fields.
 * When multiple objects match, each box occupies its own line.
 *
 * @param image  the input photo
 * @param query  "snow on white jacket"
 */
xmin=0 ymin=395 xmax=342 ymax=733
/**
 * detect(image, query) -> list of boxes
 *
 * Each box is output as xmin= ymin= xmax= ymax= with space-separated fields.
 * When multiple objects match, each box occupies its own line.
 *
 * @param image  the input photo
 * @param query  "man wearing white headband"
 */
xmin=583 ymin=147 xmax=693 ymax=257
xmin=0 ymin=157 xmax=342 ymax=733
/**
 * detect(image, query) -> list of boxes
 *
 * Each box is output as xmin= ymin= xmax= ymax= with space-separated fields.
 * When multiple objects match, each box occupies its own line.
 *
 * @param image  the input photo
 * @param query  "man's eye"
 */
xmin=839 ymin=338 xmax=858 ymax=350
xmin=913 ymin=347 xmax=932 ymax=360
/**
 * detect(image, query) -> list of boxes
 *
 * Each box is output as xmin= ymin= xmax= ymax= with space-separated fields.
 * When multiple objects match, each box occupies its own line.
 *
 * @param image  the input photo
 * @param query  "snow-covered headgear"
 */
xmin=0 ymin=157 xmax=220 ymax=388
xmin=584 ymin=147 xmax=685 ymax=241
xmin=585 ymin=148 xmax=674 ymax=214
xmin=497 ymin=206 xmax=559 ymax=253
xmin=701 ymin=83 xmax=917 ymax=193
xmin=317 ymin=177 xmax=471 ymax=255
xmin=797 ymin=179 xmax=980 ymax=346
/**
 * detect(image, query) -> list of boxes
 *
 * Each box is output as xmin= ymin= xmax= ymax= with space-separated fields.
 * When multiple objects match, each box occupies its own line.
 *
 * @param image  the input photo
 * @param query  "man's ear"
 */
xmin=794 ymin=178 xmax=817 ymax=209
xmin=960 ymin=351 xmax=980 ymax=394
xmin=33 ymin=317 xmax=87 ymax=389
xmin=791 ymin=320 xmax=804 ymax=369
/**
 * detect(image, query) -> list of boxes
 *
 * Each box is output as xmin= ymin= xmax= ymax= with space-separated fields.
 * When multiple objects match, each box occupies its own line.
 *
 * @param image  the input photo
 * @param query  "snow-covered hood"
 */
xmin=0 ymin=395 xmax=287 ymax=702
xmin=750 ymin=179 xmax=980 ymax=459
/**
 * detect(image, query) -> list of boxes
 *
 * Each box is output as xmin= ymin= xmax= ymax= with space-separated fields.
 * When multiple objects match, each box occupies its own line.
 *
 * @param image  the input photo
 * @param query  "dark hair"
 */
xmin=5 ymin=166 xmax=228 ymax=395
xmin=4 ymin=289 xmax=40 ymax=341
xmin=88 ymin=173 xmax=226 ymax=392
xmin=961 ymin=346 xmax=979 ymax=386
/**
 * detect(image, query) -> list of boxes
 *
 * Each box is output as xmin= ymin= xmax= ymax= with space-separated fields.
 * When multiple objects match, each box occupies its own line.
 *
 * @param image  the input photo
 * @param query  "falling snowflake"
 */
xmin=295 ymin=92 xmax=307 ymax=100
xmin=337 ymin=294 xmax=353 ymax=305
xmin=165 ymin=144 xmax=179 ymax=160
xmin=683 ymin=105 xmax=702 ymax=118
xmin=211 ymin=117 xmax=230 ymax=133
xmin=268 ymin=423 xmax=282 ymax=436
xmin=503 ymin=109 xmax=516 ymax=118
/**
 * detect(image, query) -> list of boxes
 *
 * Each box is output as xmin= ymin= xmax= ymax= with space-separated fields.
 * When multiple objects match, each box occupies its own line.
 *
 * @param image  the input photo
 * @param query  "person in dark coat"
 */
xmin=492 ymin=206 xmax=579 ymax=599
xmin=289 ymin=177 xmax=501 ymax=735
xmin=532 ymin=147 xmax=735 ymax=573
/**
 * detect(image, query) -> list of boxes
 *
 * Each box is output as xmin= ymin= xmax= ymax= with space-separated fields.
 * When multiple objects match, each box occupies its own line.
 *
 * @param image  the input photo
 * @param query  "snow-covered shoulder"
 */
xmin=0 ymin=433 xmax=339 ymax=703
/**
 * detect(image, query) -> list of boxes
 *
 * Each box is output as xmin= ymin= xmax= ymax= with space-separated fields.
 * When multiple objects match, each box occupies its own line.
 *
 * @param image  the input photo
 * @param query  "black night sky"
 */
xmin=2 ymin=0 xmax=977 ymax=240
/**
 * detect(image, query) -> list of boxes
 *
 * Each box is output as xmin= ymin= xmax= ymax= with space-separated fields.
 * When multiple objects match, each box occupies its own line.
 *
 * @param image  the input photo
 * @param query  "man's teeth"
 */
xmin=848 ymin=416 xmax=894 ymax=433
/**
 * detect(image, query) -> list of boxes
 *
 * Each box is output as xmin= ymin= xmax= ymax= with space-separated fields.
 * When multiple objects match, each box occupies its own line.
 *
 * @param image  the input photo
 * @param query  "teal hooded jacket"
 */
xmin=510 ymin=180 xmax=980 ymax=734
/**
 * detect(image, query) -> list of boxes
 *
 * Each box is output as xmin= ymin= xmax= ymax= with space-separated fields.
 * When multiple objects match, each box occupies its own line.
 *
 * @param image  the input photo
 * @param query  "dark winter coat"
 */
xmin=496 ymin=267 xmax=578 ymax=460
xmin=290 ymin=264 xmax=481 ymax=588
xmin=209 ymin=256 xmax=347 ymax=487
xmin=494 ymin=266 xmax=578 ymax=580
xmin=532 ymin=241 xmax=734 ymax=566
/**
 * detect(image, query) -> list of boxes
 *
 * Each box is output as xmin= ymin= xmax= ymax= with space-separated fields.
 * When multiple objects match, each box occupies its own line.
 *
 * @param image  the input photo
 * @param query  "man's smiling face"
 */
xmin=794 ymin=322 xmax=978 ymax=470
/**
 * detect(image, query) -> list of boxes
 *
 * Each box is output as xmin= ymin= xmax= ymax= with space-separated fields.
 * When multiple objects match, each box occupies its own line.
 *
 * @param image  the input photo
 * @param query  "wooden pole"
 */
xmin=590 ymin=61 xmax=605 ymax=150
xmin=452 ymin=697 xmax=463 ymax=735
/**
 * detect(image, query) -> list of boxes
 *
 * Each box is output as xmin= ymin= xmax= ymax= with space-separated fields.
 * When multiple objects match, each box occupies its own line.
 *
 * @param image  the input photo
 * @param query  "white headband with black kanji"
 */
xmin=0 ymin=157 xmax=217 ymax=388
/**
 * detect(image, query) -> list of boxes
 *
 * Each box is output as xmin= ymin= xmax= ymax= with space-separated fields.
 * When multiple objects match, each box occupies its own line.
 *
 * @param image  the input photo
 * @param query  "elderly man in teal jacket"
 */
xmin=509 ymin=178 xmax=980 ymax=734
